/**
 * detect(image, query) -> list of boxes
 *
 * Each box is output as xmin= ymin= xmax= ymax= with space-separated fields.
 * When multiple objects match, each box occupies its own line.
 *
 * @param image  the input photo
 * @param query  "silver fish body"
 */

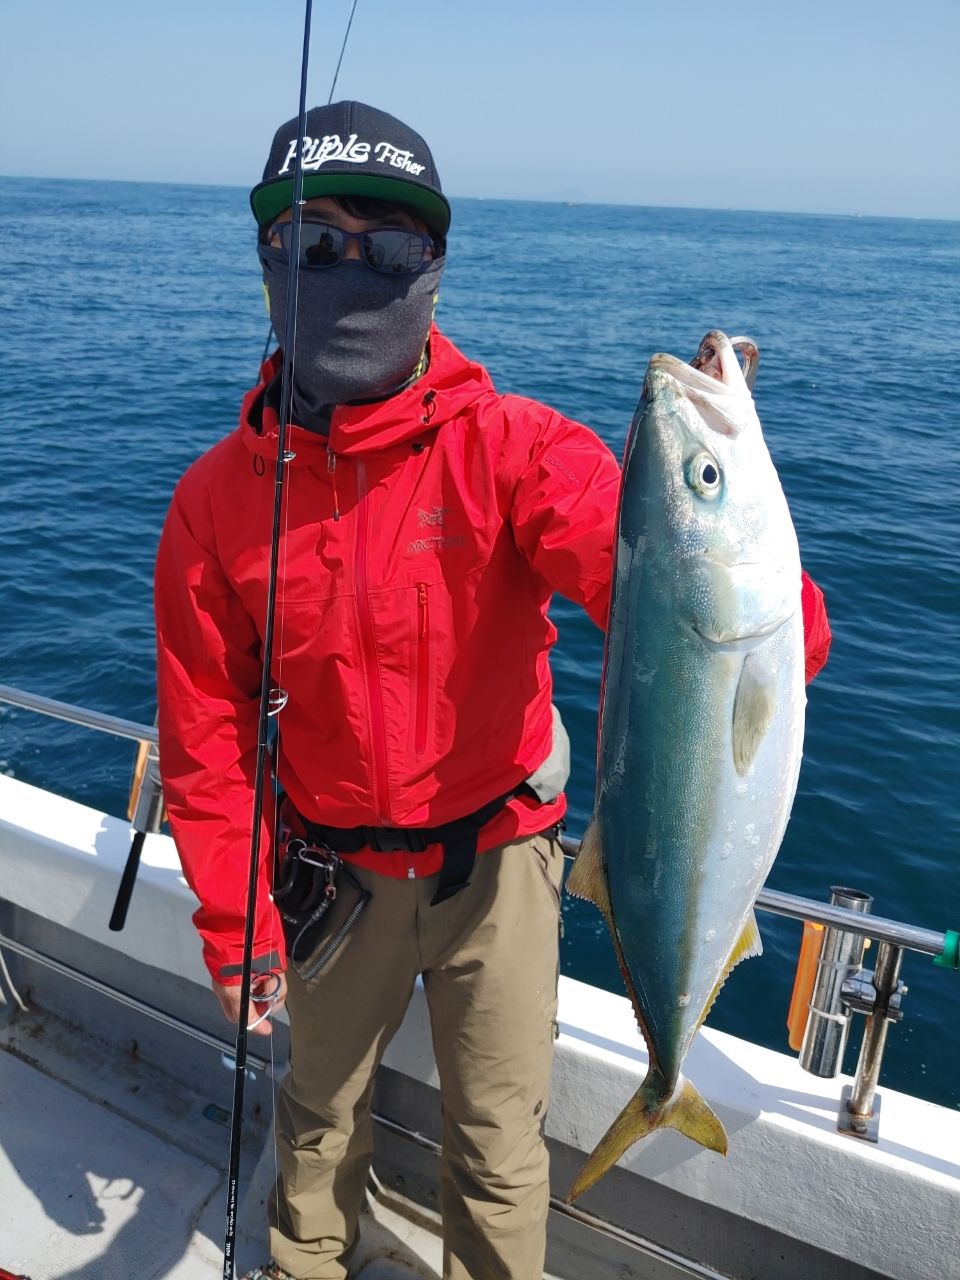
xmin=567 ymin=332 xmax=805 ymax=1200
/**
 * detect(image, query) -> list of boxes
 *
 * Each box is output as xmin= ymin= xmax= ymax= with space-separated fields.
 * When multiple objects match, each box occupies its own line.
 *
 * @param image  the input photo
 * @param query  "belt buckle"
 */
xmin=369 ymin=826 xmax=428 ymax=854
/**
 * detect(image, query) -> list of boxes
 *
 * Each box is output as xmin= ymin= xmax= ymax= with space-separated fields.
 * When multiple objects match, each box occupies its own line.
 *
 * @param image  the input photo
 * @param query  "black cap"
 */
xmin=250 ymin=100 xmax=450 ymax=236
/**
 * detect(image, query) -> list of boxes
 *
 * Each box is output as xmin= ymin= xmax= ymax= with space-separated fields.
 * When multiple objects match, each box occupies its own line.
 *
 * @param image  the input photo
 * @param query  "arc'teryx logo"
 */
xmin=417 ymin=506 xmax=448 ymax=527
xmin=278 ymin=134 xmax=426 ymax=176
xmin=409 ymin=507 xmax=463 ymax=554
xmin=409 ymin=536 xmax=465 ymax=554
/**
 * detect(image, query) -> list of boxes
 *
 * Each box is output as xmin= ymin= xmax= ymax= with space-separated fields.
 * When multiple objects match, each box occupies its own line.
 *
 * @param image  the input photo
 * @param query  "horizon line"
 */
xmin=0 ymin=170 xmax=956 ymax=226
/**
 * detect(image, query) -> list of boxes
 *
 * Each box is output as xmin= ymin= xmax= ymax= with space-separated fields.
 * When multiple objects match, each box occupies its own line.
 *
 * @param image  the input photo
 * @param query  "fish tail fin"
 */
xmin=566 ymin=1071 xmax=727 ymax=1203
xmin=668 ymin=1075 xmax=728 ymax=1154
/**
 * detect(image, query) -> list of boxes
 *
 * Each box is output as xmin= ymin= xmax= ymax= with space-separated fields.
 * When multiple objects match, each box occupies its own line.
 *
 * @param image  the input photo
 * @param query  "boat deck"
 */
xmin=0 ymin=1001 xmax=456 ymax=1280
xmin=3 ymin=774 xmax=959 ymax=1280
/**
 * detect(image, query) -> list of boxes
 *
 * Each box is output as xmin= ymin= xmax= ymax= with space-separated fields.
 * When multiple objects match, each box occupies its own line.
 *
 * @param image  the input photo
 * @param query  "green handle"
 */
xmin=933 ymin=929 xmax=960 ymax=970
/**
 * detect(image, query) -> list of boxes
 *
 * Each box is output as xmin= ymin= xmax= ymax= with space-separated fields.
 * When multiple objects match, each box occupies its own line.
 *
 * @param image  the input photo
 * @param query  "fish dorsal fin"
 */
xmin=732 ymin=652 xmax=778 ymax=777
xmin=566 ymin=819 xmax=612 ymax=921
xmin=698 ymin=911 xmax=763 ymax=1031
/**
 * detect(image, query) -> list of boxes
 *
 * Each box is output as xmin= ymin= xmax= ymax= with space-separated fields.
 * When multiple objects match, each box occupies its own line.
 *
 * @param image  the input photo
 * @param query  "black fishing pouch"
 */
xmin=273 ymin=836 xmax=372 ymax=981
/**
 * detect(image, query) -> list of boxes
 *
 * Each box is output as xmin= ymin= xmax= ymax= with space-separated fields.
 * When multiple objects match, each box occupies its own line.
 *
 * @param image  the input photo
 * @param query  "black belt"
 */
xmin=299 ymin=788 xmax=525 ymax=906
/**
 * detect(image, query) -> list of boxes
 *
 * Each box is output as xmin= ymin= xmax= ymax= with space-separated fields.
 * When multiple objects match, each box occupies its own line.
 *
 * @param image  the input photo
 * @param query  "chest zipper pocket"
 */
xmin=415 ymin=582 xmax=430 ymax=755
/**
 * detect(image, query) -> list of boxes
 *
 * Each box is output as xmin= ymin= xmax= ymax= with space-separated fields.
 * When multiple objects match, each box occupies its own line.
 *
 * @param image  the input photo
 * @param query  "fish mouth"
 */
xmin=692 ymin=613 xmax=793 ymax=650
xmin=690 ymin=331 xmax=760 ymax=392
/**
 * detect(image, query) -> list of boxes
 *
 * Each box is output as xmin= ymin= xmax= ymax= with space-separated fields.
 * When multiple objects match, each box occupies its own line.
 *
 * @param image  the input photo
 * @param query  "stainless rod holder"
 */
xmin=838 ymin=940 xmax=906 ymax=1142
xmin=799 ymin=886 xmax=873 ymax=1078
xmin=130 ymin=737 xmax=165 ymax=834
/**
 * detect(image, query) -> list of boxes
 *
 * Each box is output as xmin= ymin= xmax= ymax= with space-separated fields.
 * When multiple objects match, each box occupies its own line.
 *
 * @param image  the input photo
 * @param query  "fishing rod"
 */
xmin=108 ymin=724 xmax=164 ymax=930
xmin=252 ymin=0 xmax=358 ymax=374
xmin=219 ymin=1 xmax=315 ymax=1274
xmin=327 ymin=0 xmax=359 ymax=103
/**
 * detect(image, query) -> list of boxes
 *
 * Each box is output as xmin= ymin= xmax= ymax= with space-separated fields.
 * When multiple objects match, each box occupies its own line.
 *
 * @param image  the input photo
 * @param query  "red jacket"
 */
xmin=155 ymin=329 xmax=831 ymax=982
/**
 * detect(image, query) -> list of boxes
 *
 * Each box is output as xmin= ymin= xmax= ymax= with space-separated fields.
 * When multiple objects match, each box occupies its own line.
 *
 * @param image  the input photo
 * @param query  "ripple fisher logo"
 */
xmin=278 ymin=134 xmax=427 ymax=177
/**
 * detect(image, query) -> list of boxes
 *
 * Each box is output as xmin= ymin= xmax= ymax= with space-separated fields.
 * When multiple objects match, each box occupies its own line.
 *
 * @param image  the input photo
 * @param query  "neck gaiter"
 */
xmin=259 ymin=252 xmax=444 ymax=415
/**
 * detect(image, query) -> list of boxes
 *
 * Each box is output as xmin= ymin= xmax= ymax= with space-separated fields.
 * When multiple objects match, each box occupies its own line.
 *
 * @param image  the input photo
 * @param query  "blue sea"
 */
xmin=1 ymin=176 xmax=957 ymax=1110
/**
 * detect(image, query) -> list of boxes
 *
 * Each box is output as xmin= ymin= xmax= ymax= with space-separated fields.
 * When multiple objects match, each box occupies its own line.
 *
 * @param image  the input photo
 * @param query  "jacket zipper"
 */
xmin=415 ymin=583 xmax=429 ymax=755
xmin=327 ymin=447 xmax=341 ymax=522
xmin=354 ymin=460 xmax=391 ymax=823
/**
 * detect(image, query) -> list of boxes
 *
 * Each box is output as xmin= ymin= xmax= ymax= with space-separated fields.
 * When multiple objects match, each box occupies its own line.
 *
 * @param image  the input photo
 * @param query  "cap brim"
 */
xmin=250 ymin=173 xmax=450 ymax=236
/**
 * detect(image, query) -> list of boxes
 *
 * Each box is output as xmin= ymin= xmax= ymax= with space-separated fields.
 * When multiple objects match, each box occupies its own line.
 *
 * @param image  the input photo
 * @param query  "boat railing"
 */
xmin=557 ymin=834 xmax=948 ymax=959
xmin=0 ymin=682 xmax=158 ymax=745
xmin=1 ymin=680 xmax=957 ymax=1146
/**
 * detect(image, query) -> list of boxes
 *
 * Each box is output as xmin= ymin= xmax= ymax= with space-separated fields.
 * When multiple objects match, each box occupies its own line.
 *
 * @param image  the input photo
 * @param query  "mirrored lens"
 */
xmin=362 ymin=229 xmax=427 ymax=274
xmin=271 ymin=221 xmax=429 ymax=274
xmin=300 ymin=223 xmax=341 ymax=267
xmin=270 ymin=221 xmax=344 ymax=267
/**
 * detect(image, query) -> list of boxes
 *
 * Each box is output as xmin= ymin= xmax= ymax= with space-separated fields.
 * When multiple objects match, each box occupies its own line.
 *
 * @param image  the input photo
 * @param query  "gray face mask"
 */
xmin=259 ymin=252 xmax=444 ymax=417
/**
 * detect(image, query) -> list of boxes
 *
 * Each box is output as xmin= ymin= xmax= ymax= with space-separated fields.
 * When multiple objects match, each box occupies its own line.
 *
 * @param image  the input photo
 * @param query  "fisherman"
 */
xmin=154 ymin=101 xmax=831 ymax=1280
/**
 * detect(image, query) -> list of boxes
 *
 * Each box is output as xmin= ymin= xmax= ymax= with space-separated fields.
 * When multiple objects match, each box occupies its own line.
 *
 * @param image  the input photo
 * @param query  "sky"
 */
xmin=1 ymin=0 xmax=957 ymax=220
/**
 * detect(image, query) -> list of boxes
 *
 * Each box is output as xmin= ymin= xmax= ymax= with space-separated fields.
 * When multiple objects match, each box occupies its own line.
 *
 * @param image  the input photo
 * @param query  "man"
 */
xmin=155 ymin=101 xmax=831 ymax=1280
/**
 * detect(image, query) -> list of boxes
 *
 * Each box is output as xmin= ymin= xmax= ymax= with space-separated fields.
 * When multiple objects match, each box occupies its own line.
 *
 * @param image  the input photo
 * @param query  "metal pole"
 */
xmin=840 ymin=941 xmax=905 ymax=1140
xmin=0 ymin=683 xmax=157 ymax=744
xmin=558 ymin=835 xmax=949 ymax=958
xmin=799 ymin=887 xmax=873 ymax=1077
xmin=753 ymin=887 xmax=945 ymax=957
xmin=0 ymin=686 xmax=158 ymax=747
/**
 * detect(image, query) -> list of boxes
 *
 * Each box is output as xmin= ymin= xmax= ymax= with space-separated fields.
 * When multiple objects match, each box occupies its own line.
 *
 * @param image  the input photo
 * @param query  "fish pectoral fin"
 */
xmin=698 ymin=910 xmax=764 ymax=1030
xmin=566 ymin=1071 xmax=727 ymax=1203
xmin=732 ymin=651 xmax=778 ymax=777
xmin=566 ymin=818 xmax=612 ymax=919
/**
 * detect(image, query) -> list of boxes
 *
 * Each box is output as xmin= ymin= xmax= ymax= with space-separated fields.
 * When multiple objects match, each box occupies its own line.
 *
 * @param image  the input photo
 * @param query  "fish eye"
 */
xmin=686 ymin=452 xmax=722 ymax=499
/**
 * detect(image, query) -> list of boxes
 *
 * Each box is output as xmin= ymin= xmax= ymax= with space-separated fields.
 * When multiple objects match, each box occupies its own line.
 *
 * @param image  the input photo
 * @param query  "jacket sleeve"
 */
xmin=154 ymin=478 xmax=283 ymax=984
xmin=800 ymin=569 xmax=831 ymax=683
xmin=503 ymin=400 xmax=621 ymax=628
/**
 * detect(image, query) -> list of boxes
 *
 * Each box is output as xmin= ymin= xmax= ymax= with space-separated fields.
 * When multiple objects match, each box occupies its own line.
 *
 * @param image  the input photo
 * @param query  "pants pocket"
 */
xmin=530 ymin=831 xmax=564 ymax=918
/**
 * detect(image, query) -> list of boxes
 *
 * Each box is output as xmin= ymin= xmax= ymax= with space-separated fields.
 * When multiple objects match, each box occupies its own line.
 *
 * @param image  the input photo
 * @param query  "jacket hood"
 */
xmin=240 ymin=327 xmax=494 ymax=464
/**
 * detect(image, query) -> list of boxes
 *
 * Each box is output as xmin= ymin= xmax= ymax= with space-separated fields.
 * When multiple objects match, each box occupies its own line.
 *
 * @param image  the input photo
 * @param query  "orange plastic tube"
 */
xmin=787 ymin=920 xmax=825 ymax=1052
xmin=127 ymin=739 xmax=151 ymax=822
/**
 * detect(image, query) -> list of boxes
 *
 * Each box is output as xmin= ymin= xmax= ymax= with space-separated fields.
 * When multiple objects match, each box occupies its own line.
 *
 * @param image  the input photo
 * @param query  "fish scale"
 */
xmin=567 ymin=331 xmax=805 ymax=1202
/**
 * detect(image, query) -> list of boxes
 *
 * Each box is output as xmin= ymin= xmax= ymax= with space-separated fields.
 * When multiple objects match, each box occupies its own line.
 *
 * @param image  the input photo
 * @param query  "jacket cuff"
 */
xmin=217 ymin=950 xmax=284 ymax=983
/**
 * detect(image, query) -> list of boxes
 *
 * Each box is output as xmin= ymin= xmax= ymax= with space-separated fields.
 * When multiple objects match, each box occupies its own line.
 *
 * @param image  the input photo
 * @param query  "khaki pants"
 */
xmin=269 ymin=832 xmax=565 ymax=1280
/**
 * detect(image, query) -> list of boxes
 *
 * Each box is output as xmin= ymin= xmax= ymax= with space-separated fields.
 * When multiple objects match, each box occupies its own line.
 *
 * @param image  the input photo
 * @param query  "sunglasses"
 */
xmin=263 ymin=218 xmax=438 ymax=275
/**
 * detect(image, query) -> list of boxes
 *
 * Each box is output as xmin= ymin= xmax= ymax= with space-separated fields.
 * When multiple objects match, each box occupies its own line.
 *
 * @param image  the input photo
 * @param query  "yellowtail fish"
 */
xmin=567 ymin=331 xmax=805 ymax=1201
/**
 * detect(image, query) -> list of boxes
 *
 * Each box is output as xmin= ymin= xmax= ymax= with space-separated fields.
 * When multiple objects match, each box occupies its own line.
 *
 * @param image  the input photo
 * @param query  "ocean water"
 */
xmin=1 ymin=176 xmax=957 ymax=1110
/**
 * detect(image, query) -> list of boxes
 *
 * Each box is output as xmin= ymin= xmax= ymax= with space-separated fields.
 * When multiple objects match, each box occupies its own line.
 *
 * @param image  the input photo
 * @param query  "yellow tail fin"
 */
xmin=566 ymin=1072 xmax=727 ymax=1203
